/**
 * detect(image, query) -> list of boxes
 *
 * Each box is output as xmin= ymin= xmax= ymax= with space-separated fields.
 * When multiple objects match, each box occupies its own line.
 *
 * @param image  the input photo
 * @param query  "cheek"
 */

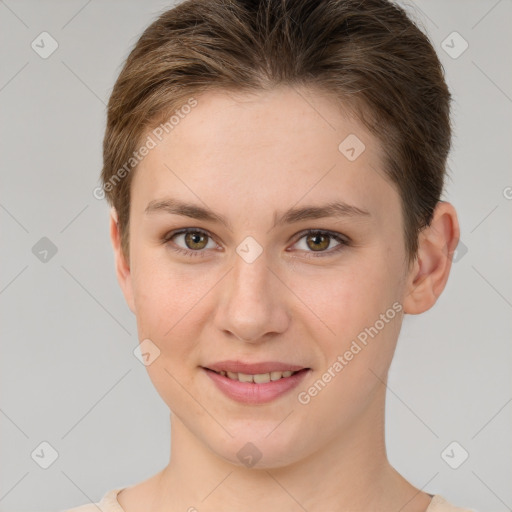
xmin=132 ymin=273 xmax=174 ymax=338
xmin=293 ymin=257 xmax=404 ymax=402
xmin=130 ymin=262 xmax=204 ymax=408
xmin=291 ymin=264 xmax=403 ymax=425
xmin=131 ymin=243 xmax=194 ymax=327
xmin=293 ymin=257 xmax=400 ymax=338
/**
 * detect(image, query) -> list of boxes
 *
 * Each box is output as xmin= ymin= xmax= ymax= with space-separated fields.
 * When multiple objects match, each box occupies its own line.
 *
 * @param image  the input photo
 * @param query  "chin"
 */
xmin=202 ymin=424 xmax=311 ymax=470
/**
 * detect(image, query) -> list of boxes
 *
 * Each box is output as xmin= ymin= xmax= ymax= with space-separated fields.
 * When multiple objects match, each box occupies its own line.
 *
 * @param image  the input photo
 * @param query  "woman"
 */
xmin=66 ymin=0 xmax=475 ymax=510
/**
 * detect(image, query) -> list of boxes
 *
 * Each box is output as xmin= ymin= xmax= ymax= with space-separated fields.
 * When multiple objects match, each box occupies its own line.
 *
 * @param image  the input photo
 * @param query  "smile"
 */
xmin=210 ymin=369 xmax=301 ymax=383
xmin=202 ymin=367 xmax=311 ymax=404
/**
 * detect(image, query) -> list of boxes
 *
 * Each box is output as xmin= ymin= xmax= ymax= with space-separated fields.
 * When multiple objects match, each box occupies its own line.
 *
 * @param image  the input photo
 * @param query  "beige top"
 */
xmin=62 ymin=488 xmax=478 ymax=512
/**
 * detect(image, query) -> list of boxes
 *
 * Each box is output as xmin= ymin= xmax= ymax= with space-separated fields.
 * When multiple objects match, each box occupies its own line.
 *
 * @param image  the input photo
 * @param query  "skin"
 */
xmin=109 ymin=85 xmax=459 ymax=512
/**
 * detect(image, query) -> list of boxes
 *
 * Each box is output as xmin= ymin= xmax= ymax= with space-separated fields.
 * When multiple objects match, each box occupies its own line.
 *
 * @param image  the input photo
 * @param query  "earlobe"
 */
xmin=109 ymin=207 xmax=136 ymax=313
xmin=403 ymin=201 xmax=460 ymax=315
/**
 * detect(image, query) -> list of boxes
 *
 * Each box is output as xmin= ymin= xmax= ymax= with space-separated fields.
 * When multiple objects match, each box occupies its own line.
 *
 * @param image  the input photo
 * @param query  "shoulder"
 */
xmin=427 ymin=495 xmax=479 ymax=512
xmin=60 ymin=488 xmax=125 ymax=512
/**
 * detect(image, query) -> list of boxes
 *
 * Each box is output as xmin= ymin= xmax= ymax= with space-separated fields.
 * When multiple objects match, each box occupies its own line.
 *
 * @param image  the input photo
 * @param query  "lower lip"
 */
xmin=202 ymin=367 xmax=310 ymax=404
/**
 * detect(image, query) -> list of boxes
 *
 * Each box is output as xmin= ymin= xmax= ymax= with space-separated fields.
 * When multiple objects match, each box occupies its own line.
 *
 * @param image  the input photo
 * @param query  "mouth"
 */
xmin=201 ymin=362 xmax=311 ymax=404
xmin=204 ymin=367 xmax=308 ymax=383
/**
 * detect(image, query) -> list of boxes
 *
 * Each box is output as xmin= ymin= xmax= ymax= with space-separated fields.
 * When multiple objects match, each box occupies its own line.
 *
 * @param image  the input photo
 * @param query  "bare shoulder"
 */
xmin=427 ymin=495 xmax=479 ymax=512
xmin=58 ymin=472 xmax=163 ymax=512
xmin=60 ymin=487 xmax=125 ymax=512
xmin=117 ymin=471 xmax=164 ymax=511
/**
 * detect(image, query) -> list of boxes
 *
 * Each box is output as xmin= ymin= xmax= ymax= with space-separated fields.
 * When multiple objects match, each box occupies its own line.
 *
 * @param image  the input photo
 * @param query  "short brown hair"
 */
xmin=101 ymin=0 xmax=452 ymax=264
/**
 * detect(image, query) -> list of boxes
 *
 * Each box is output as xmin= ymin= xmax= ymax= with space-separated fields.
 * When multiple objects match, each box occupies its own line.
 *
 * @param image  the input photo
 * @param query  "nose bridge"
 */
xmin=228 ymin=233 xmax=274 ymax=300
xmin=232 ymin=249 xmax=270 ymax=299
xmin=215 ymin=246 xmax=289 ymax=342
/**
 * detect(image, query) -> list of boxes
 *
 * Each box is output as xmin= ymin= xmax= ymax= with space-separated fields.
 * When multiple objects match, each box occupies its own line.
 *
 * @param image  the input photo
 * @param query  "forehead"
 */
xmin=155 ymin=86 xmax=375 ymax=160
xmin=131 ymin=86 xmax=398 ymax=219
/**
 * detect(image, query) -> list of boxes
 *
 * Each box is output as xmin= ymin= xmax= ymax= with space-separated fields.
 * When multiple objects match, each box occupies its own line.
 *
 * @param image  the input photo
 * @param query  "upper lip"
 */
xmin=204 ymin=360 xmax=308 ymax=374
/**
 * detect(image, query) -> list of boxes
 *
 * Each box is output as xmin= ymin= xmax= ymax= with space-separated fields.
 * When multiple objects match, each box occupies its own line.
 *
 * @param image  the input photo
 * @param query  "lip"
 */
xmin=204 ymin=360 xmax=307 ymax=374
xmin=202 ymin=366 xmax=311 ymax=405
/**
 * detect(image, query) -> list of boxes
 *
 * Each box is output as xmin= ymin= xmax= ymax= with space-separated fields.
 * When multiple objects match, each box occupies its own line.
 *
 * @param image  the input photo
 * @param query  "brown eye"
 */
xmin=292 ymin=230 xmax=348 ymax=258
xmin=305 ymin=232 xmax=330 ymax=251
xmin=184 ymin=231 xmax=209 ymax=250
xmin=165 ymin=228 xmax=217 ymax=255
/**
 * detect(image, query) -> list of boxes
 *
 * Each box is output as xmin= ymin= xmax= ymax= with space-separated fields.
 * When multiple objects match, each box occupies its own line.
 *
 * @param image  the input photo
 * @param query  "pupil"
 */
xmin=309 ymin=233 xmax=328 ymax=251
xmin=186 ymin=232 xmax=206 ymax=249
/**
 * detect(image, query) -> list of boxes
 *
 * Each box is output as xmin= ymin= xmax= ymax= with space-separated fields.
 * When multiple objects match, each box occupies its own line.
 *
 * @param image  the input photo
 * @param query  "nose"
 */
xmin=213 ymin=252 xmax=290 ymax=343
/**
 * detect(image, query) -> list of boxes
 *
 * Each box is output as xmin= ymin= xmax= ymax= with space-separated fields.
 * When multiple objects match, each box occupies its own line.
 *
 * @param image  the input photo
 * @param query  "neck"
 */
xmin=147 ymin=386 xmax=431 ymax=512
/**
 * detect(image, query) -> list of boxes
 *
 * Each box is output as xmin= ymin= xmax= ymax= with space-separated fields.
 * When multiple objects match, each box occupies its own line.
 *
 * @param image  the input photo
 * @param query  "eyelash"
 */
xmin=163 ymin=228 xmax=349 ymax=259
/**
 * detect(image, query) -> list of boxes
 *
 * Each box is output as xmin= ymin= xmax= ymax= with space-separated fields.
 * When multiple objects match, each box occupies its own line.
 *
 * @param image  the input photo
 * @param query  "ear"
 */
xmin=109 ymin=207 xmax=136 ymax=314
xmin=403 ymin=201 xmax=460 ymax=315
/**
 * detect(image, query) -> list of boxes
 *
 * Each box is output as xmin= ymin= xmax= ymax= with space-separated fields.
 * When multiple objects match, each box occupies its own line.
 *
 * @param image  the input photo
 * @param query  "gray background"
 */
xmin=1 ymin=1 xmax=511 ymax=511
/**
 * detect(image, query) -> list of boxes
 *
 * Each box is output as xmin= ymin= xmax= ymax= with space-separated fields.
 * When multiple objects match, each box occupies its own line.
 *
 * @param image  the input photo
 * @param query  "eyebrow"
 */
xmin=144 ymin=197 xmax=370 ymax=230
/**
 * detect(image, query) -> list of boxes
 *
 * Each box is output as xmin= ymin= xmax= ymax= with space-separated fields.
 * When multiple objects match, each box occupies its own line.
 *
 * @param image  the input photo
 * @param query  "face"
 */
xmin=117 ymin=86 xmax=412 ymax=467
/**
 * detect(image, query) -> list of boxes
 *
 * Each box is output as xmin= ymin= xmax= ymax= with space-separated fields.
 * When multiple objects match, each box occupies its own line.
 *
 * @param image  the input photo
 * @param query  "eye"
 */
xmin=290 ymin=230 xmax=349 ymax=258
xmin=163 ymin=228 xmax=349 ymax=259
xmin=164 ymin=228 xmax=218 ymax=257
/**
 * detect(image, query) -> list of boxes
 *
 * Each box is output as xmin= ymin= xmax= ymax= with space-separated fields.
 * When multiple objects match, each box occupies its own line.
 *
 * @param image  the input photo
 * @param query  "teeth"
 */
xmin=253 ymin=373 xmax=271 ymax=384
xmin=238 ymin=372 xmax=254 ymax=383
xmin=215 ymin=369 xmax=298 ymax=383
